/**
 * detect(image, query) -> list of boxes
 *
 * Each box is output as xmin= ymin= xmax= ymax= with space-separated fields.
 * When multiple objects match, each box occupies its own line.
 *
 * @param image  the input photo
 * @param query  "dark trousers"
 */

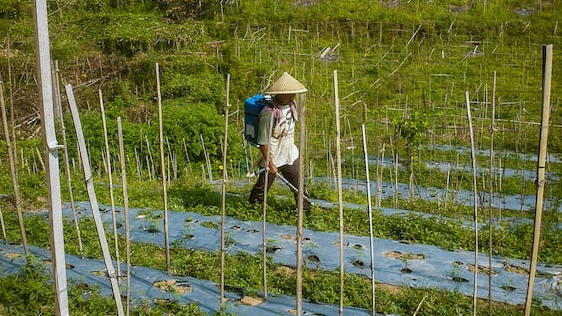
xmin=249 ymin=158 xmax=310 ymax=210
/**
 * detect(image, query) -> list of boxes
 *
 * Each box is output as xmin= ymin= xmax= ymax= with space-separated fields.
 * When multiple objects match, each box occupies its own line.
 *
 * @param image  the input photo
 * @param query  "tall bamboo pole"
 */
xmin=53 ymin=61 xmax=84 ymax=258
xmin=261 ymin=108 xmax=275 ymax=301
xmin=117 ymin=117 xmax=131 ymax=316
xmin=219 ymin=74 xmax=231 ymax=305
xmin=200 ymin=134 xmax=213 ymax=182
xmin=155 ymin=63 xmax=171 ymax=274
xmin=295 ymin=93 xmax=306 ymax=315
xmin=362 ymin=124 xmax=376 ymax=315
xmin=465 ymin=91 xmax=479 ymax=316
xmin=334 ymin=70 xmax=345 ymax=316
xmin=66 ymin=84 xmax=124 ymax=316
xmin=0 ymin=198 xmax=6 ymax=243
xmin=487 ymin=71 xmax=496 ymax=315
xmin=0 ymin=83 xmax=28 ymax=254
xmin=32 ymin=1 xmax=68 ymax=313
xmin=99 ymin=89 xmax=120 ymax=277
xmin=524 ymin=44 xmax=553 ymax=316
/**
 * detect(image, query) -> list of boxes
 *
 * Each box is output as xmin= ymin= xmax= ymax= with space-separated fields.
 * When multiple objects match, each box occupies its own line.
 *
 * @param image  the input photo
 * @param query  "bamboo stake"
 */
xmin=524 ymin=44 xmax=553 ymax=316
xmin=465 ymin=91 xmax=479 ymax=316
xmin=0 ymin=199 xmax=6 ymax=243
xmin=0 ymin=82 xmax=28 ymax=255
xmin=334 ymin=70 xmax=345 ymax=316
xmin=31 ymin=2 xmax=68 ymax=312
xmin=488 ymin=71 xmax=496 ymax=315
xmin=66 ymin=84 xmax=124 ymax=316
xmin=35 ymin=146 xmax=45 ymax=172
xmin=219 ymin=74 xmax=231 ymax=305
xmin=362 ymin=124 xmax=376 ymax=315
xmin=182 ymin=138 xmax=193 ymax=178
xmin=117 ymin=117 xmax=131 ymax=316
xmin=261 ymin=106 xmax=275 ymax=301
xmin=394 ymin=153 xmax=399 ymax=209
xmin=99 ymin=89 xmax=120 ymax=278
xmin=296 ymin=93 xmax=306 ymax=316
xmin=155 ymin=63 xmax=171 ymax=275
xmin=54 ymin=61 xmax=83 ymax=258
xmin=200 ymin=134 xmax=213 ymax=182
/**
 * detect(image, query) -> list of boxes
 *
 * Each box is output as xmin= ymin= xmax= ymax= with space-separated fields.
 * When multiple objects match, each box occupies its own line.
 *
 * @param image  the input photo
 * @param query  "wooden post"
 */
xmin=488 ymin=71 xmax=496 ymax=315
xmin=53 ymin=61 xmax=84 ymax=258
xmin=524 ymin=44 xmax=553 ymax=316
xmin=362 ymin=124 xmax=376 ymax=315
xmin=296 ymin=93 xmax=306 ymax=315
xmin=31 ymin=1 xmax=68 ymax=313
xmin=65 ymin=84 xmax=124 ymax=316
xmin=99 ymin=89 xmax=120 ymax=278
xmin=155 ymin=63 xmax=171 ymax=275
xmin=334 ymin=70 xmax=345 ymax=316
xmin=117 ymin=117 xmax=131 ymax=316
xmin=0 ymin=83 xmax=28 ymax=254
xmin=219 ymin=74 xmax=231 ymax=305
xmin=465 ymin=91 xmax=479 ymax=316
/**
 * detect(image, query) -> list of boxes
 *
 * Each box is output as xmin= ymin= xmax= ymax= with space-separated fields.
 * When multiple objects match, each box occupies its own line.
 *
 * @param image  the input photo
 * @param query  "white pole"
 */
xmin=66 ymin=84 xmax=124 ymax=316
xmin=99 ymin=89 xmax=120 ymax=278
xmin=31 ymin=1 xmax=68 ymax=314
xmin=362 ymin=124 xmax=376 ymax=315
xmin=334 ymin=70 xmax=345 ymax=315
xmin=117 ymin=117 xmax=131 ymax=316
xmin=155 ymin=63 xmax=171 ymax=274
xmin=465 ymin=91 xmax=479 ymax=316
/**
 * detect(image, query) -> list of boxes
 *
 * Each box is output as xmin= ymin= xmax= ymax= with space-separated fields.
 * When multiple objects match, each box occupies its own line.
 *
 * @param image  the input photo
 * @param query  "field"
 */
xmin=0 ymin=1 xmax=560 ymax=315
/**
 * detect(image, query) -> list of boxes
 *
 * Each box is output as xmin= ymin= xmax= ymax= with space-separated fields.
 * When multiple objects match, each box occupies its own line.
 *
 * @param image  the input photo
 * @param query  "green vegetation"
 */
xmin=0 ymin=0 xmax=560 ymax=314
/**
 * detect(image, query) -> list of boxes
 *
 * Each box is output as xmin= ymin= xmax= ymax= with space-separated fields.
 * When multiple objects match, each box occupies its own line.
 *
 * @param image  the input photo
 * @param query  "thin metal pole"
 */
xmin=465 ymin=91 xmax=479 ymax=316
xmin=295 ymin=93 xmax=306 ymax=315
xmin=54 ymin=61 xmax=84 ymax=259
xmin=65 ymin=84 xmax=124 ymax=316
xmin=117 ymin=117 xmax=131 ymax=316
xmin=99 ymin=89 xmax=120 ymax=277
xmin=220 ymin=74 xmax=231 ymax=306
xmin=524 ymin=44 xmax=553 ymax=316
xmin=334 ymin=70 xmax=345 ymax=316
xmin=488 ymin=71 xmax=496 ymax=316
xmin=0 ymin=83 xmax=28 ymax=254
xmin=155 ymin=63 xmax=171 ymax=275
xmin=31 ymin=1 xmax=68 ymax=313
xmin=362 ymin=124 xmax=376 ymax=315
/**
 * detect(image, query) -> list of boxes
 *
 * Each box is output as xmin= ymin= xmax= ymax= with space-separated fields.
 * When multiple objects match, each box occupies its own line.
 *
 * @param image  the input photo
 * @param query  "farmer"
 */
xmin=248 ymin=72 xmax=311 ymax=211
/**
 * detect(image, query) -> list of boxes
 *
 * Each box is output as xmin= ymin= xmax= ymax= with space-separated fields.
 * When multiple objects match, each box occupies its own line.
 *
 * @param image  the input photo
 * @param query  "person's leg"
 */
xmin=278 ymin=158 xmax=311 ymax=210
xmin=249 ymin=171 xmax=276 ymax=204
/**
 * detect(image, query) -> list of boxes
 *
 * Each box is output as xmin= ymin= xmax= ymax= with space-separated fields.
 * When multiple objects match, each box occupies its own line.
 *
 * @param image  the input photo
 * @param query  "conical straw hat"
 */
xmin=266 ymin=72 xmax=307 ymax=94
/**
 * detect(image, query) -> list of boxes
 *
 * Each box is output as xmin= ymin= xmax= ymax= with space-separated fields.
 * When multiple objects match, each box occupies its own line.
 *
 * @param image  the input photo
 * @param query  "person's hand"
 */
xmin=268 ymin=163 xmax=278 ymax=175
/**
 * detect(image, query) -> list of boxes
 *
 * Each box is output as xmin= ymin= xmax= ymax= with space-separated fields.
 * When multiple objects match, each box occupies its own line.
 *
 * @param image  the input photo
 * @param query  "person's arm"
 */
xmin=260 ymin=144 xmax=277 ymax=174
